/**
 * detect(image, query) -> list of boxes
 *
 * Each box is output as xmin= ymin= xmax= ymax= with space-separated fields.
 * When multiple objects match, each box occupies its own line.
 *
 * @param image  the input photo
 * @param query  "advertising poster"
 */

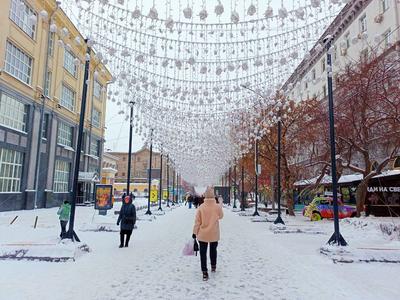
xmin=95 ymin=184 xmax=113 ymax=210
xmin=150 ymin=190 xmax=158 ymax=202
xmin=163 ymin=190 xmax=168 ymax=200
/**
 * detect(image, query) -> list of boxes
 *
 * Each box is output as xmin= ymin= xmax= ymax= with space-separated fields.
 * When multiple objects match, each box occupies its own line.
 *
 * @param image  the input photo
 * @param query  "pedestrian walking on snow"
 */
xmin=57 ymin=200 xmax=71 ymax=239
xmin=192 ymin=187 xmax=224 ymax=281
xmin=188 ymin=194 xmax=194 ymax=209
xmin=117 ymin=194 xmax=136 ymax=248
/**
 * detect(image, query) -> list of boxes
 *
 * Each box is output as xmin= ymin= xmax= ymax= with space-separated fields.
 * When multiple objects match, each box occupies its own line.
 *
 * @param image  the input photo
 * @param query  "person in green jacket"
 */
xmin=57 ymin=201 xmax=71 ymax=238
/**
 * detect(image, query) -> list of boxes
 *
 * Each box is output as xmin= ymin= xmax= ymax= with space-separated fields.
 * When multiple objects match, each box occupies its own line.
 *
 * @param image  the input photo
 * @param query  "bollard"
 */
xmin=10 ymin=215 xmax=18 ymax=225
xmin=34 ymin=216 xmax=38 ymax=229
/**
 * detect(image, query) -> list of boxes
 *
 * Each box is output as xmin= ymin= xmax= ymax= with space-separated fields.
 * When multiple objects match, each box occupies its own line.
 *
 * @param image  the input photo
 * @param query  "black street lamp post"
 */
xmin=253 ymin=139 xmax=260 ymax=216
xmin=66 ymin=40 xmax=91 ymax=242
xmin=274 ymin=116 xmax=285 ymax=225
xmin=172 ymin=170 xmax=175 ymax=206
xmin=241 ymin=164 xmax=245 ymax=211
xmin=145 ymin=130 xmax=154 ymax=215
xmin=233 ymin=163 xmax=237 ymax=209
xmin=325 ymin=37 xmax=347 ymax=246
xmin=228 ymin=167 xmax=231 ymax=206
xmin=166 ymin=155 xmax=170 ymax=208
xmin=158 ymin=153 xmax=163 ymax=211
xmin=126 ymin=102 xmax=134 ymax=196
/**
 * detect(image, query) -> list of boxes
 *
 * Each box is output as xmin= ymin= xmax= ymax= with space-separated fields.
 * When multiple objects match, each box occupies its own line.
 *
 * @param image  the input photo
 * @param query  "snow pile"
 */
xmin=0 ymin=239 xmax=90 ymax=262
xmin=320 ymin=244 xmax=400 ymax=264
xmin=80 ymin=223 xmax=129 ymax=232
xmin=341 ymin=217 xmax=400 ymax=241
xmin=379 ymin=223 xmax=400 ymax=241
xmin=270 ymin=224 xmax=326 ymax=235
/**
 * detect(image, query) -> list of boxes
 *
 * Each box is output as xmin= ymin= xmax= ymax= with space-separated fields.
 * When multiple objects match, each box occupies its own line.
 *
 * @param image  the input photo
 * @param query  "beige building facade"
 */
xmin=108 ymin=148 xmax=175 ymax=187
xmin=0 ymin=0 xmax=112 ymax=211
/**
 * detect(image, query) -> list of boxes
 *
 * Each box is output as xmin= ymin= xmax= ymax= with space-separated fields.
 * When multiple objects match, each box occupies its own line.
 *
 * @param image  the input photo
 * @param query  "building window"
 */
xmin=48 ymin=32 xmax=55 ymax=57
xmin=94 ymin=81 xmax=102 ymax=99
xmin=359 ymin=14 xmax=367 ymax=33
xmin=312 ymin=69 xmax=316 ymax=80
xmin=0 ymin=93 xmax=28 ymax=132
xmin=321 ymin=58 xmax=326 ymax=73
xmin=381 ymin=0 xmax=389 ymax=12
xmin=44 ymin=71 xmax=52 ymax=97
xmin=0 ymin=148 xmax=23 ymax=193
xmin=383 ymin=29 xmax=392 ymax=48
xmin=64 ymin=50 xmax=77 ymax=77
xmin=322 ymin=85 xmax=327 ymax=99
xmin=61 ymin=84 xmax=75 ymax=111
xmin=5 ymin=41 xmax=33 ymax=85
xmin=53 ymin=160 xmax=70 ymax=193
xmin=57 ymin=122 xmax=73 ymax=147
xmin=92 ymin=109 xmax=101 ymax=128
xmin=90 ymin=139 xmax=99 ymax=157
xmin=345 ymin=32 xmax=350 ymax=49
xmin=42 ymin=114 xmax=49 ymax=139
xmin=9 ymin=0 xmax=36 ymax=39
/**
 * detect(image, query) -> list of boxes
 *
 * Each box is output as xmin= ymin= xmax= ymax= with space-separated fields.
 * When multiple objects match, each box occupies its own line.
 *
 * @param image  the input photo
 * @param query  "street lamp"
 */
xmin=228 ymin=167 xmax=231 ymax=206
xmin=66 ymin=39 xmax=92 ymax=242
xmin=324 ymin=36 xmax=347 ymax=246
xmin=233 ymin=163 xmax=237 ymax=209
xmin=253 ymin=139 xmax=260 ymax=216
xmin=126 ymin=101 xmax=135 ymax=196
xmin=158 ymin=152 xmax=163 ymax=211
xmin=274 ymin=109 xmax=284 ymax=225
xmin=166 ymin=155 xmax=170 ymax=208
xmin=241 ymin=164 xmax=245 ymax=211
xmin=145 ymin=129 xmax=154 ymax=215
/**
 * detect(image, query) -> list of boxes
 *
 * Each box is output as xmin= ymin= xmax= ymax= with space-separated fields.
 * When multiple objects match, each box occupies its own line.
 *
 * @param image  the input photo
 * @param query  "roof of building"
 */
xmin=294 ymin=169 xmax=400 ymax=187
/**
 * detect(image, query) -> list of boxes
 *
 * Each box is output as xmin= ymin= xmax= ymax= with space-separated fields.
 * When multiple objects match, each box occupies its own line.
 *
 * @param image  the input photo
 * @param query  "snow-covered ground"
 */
xmin=0 ymin=203 xmax=399 ymax=300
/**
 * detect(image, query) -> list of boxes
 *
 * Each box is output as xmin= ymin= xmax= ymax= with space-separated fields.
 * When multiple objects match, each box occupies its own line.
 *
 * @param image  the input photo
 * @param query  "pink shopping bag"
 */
xmin=182 ymin=239 xmax=194 ymax=256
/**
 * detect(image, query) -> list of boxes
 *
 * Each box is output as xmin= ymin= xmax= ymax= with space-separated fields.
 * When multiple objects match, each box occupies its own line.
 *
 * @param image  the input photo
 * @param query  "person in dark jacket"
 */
xmin=188 ymin=194 xmax=194 ymax=209
xmin=117 ymin=194 xmax=136 ymax=248
xmin=193 ymin=196 xmax=199 ymax=208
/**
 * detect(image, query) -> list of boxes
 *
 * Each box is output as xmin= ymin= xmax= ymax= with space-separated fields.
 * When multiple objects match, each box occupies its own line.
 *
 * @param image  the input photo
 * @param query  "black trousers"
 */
xmin=120 ymin=229 xmax=133 ymax=246
xmin=199 ymin=241 xmax=218 ymax=272
xmin=60 ymin=220 xmax=68 ymax=238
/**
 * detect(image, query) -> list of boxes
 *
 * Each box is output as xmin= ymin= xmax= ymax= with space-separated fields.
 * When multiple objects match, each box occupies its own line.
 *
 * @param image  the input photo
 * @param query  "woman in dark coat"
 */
xmin=117 ymin=194 xmax=136 ymax=248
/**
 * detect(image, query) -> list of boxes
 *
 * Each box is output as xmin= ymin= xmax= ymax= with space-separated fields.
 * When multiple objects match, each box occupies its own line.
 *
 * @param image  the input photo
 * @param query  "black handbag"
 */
xmin=193 ymin=239 xmax=199 ymax=256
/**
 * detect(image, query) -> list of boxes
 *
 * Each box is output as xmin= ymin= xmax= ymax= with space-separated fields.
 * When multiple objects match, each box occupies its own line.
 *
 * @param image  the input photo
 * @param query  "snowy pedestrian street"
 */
xmin=1 ymin=205 xmax=400 ymax=300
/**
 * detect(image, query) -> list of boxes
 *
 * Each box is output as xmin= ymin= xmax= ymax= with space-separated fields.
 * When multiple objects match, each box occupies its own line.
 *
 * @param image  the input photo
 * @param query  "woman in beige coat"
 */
xmin=192 ymin=187 xmax=224 ymax=281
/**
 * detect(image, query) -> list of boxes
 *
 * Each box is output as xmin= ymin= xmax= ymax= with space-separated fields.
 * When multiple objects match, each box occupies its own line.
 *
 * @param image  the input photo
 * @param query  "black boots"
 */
xmin=202 ymin=272 xmax=209 ymax=281
xmin=211 ymin=265 xmax=216 ymax=272
xmin=120 ymin=233 xmax=124 ymax=248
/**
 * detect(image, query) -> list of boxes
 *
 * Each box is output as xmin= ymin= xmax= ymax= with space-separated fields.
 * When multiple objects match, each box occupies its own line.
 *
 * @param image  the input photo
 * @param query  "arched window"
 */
xmin=393 ymin=157 xmax=400 ymax=169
